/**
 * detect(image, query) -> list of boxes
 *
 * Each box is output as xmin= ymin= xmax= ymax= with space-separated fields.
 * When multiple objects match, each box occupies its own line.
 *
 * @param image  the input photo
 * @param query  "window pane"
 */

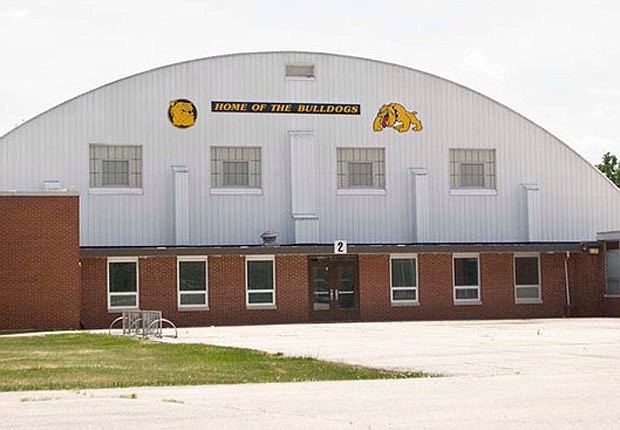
xmin=102 ymin=160 xmax=129 ymax=186
xmin=515 ymin=257 xmax=539 ymax=285
xmin=180 ymin=293 xmax=206 ymax=306
xmin=247 ymin=260 xmax=274 ymax=290
xmin=110 ymin=294 xmax=137 ymax=307
xmin=248 ymin=292 xmax=274 ymax=304
xmin=337 ymin=148 xmax=384 ymax=189
xmin=454 ymin=258 xmax=478 ymax=286
xmin=460 ymin=163 xmax=484 ymax=188
xmin=337 ymin=266 xmax=354 ymax=292
xmin=606 ymin=279 xmax=620 ymax=296
xmin=109 ymin=262 xmax=137 ymax=292
xmin=348 ymin=162 xmax=373 ymax=187
xmin=516 ymin=286 xmax=539 ymax=299
xmin=392 ymin=289 xmax=417 ymax=301
xmin=223 ymin=161 xmax=249 ymax=187
xmin=179 ymin=261 xmax=206 ymax=291
xmin=455 ymin=288 xmax=479 ymax=300
xmin=391 ymin=259 xmax=417 ymax=288
xmin=449 ymin=149 xmax=495 ymax=190
xmin=606 ymin=249 xmax=620 ymax=295
xmin=286 ymin=64 xmax=315 ymax=78
xmin=90 ymin=145 xmax=142 ymax=188
xmin=211 ymin=147 xmax=261 ymax=188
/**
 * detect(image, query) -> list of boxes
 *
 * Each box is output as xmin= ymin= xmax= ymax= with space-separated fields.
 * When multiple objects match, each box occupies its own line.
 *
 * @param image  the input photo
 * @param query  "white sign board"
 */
xmin=334 ymin=240 xmax=348 ymax=254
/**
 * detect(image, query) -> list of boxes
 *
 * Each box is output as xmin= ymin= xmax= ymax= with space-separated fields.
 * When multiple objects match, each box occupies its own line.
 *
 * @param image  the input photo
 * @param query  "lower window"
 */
xmin=453 ymin=254 xmax=480 ymax=302
xmin=514 ymin=254 xmax=541 ymax=303
xmin=178 ymin=257 xmax=208 ymax=308
xmin=108 ymin=257 xmax=139 ymax=309
xmin=606 ymin=242 xmax=620 ymax=296
xmin=246 ymin=256 xmax=275 ymax=307
xmin=390 ymin=256 xmax=418 ymax=304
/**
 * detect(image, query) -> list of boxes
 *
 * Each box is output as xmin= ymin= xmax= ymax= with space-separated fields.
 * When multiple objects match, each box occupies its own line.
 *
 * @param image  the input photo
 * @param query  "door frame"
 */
xmin=308 ymin=255 xmax=360 ymax=322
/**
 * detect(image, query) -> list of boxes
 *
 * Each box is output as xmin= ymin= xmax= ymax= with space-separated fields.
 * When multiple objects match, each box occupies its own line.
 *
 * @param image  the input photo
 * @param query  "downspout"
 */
xmin=564 ymin=251 xmax=572 ymax=316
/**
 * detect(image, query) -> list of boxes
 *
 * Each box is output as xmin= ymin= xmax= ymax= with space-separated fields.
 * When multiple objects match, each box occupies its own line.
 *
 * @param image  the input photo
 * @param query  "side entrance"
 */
xmin=308 ymin=255 xmax=360 ymax=322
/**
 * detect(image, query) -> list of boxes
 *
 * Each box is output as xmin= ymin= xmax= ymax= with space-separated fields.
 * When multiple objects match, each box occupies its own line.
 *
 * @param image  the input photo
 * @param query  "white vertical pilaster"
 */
xmin=522 ymin=183 xmax=542 ymax=241
xmin=172 ymin=165 xmax=189 ymax=245
xmin=289 ymin=130 xmax=319 ymax=243
xmin=410 ymin=167 xmax=428 ymax=242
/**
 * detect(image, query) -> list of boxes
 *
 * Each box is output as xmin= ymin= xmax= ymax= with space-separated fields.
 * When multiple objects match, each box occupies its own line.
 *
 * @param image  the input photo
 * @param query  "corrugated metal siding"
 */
xmin=1 ymin=52 xmax=619 ymax=246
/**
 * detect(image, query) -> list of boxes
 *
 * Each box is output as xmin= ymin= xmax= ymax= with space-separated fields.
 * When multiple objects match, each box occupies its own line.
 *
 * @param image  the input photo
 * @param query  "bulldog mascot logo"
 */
xmin=373 ymin=103 xmax=423 ymax=133
xmin=168 ymin=99 xmax=198 ymax=128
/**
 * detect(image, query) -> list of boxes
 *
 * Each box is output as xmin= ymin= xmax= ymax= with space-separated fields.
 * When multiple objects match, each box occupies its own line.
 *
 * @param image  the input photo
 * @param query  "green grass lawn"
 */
xmin=0 ymin=333 xmax=428 ymax=392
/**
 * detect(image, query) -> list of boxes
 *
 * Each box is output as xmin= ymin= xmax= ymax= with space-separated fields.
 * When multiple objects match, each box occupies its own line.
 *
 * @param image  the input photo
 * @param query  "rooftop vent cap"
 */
xmin=286 ymin=64 xmax=315 ymax=79
xmin=260 ymin=231 xmax=279 ymax=246
xmin=43 ymin=180 xmax=64 ymax=191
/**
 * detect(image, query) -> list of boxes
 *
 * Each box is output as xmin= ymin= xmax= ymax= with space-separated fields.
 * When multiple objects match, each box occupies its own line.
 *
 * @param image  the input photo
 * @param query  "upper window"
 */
xmin=337 ymin=148 xmax=385 ymax=190
xmin=90 ymin=145 xmax=142 ymax=189
xmin=246 ymin=256 xmax=275 ymax=307
xmin=390 ymin=255 xmax=418 ymax=305
xmin=108 ymin=257 xmax=139 ymax=310
xmin=453 ymin=254 xmax=480 ymax=303
xmin=514 ymin=254 xmax=541 ymax=303
xmin=211 ymin=147 xmax=261 ymax=189
xmin=285 ymin=64 xmax=315 ymax=79
xmin=449 ymin=149 xmax=496 ymax=191
xmin=177 ymin=257 xmax=208 ymax=309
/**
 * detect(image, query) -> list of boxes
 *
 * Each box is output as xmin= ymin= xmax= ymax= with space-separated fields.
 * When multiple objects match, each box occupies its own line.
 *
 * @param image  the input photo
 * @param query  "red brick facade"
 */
xmin=80 ymin=255 xmax=312 ymax=329
xmin=1 ymin=195 xmax=619 ymax=331
xmin=0 ymin=195 xmax=80 ymax=331
xmin=78 ymin=250 xmax=617 ymax=329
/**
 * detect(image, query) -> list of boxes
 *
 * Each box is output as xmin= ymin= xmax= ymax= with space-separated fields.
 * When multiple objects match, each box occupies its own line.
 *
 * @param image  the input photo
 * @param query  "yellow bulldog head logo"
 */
xmin=168 ymin=99 xmax=197 ymax=128
xmin=373 ymin=103 xmax=423 ymax=133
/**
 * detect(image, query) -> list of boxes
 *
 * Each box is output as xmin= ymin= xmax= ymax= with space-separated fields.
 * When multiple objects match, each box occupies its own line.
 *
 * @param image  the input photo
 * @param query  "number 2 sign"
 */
xmin=334 ymin=240 xmax=348 ymax=254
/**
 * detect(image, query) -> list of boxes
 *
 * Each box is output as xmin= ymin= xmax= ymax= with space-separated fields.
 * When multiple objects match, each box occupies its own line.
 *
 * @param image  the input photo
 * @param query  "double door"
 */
xmin=309 ymin=256 xmax=359 ymax=321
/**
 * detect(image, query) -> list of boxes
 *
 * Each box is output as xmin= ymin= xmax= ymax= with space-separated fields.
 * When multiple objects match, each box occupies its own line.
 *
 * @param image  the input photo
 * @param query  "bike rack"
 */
xmin=147 ymin=318 xmax=178 ymax=339
xmin=107 ymin=310 xmax=177 ymax=339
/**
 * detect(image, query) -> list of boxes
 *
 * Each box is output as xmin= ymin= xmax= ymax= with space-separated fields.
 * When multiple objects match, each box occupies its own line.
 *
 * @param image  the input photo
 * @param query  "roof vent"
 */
xmin=43 ymin=180 xmax=63 ymax=191
xmin=286 ymin=64 xmax=315 ymax=79
xmin=260 ymin=231 xmax=279 ymax=246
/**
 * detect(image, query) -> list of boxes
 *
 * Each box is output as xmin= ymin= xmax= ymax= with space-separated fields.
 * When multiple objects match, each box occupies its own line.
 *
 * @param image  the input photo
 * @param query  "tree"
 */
xmin=597 ymin=152 xmax=620 ymax=187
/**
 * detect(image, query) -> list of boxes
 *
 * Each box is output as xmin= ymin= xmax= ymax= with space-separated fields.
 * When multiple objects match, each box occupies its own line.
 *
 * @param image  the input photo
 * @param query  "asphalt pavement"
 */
xmin=2 ymin=318 xmax=620 ymax=429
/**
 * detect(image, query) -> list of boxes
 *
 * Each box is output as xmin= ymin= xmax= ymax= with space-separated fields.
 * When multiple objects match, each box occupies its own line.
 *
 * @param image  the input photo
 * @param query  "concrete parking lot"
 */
xmin=2 ymin=318 xmax=620 ymax=429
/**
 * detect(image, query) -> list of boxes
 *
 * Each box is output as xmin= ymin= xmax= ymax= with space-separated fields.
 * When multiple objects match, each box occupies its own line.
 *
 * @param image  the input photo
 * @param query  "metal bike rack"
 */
xmin=147 ymin=318 xmax=178 ymax=339
xmin=108 ymin=310 xmax=176 ymax=339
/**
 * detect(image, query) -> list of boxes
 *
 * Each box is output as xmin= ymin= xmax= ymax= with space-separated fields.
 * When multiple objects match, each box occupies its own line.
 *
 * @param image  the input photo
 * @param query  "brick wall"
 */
xmin=358 ymin=252 xmax=603 ymax=322
xmin=0 ymin=195 xmax=80 ymax=331
xmin=3 ymin=193 xmax=612 ymax=331
xmin=80 ymin=254 xmax=311 ymax=329
xmin=80 ymin=250 xmax=609 ymax=329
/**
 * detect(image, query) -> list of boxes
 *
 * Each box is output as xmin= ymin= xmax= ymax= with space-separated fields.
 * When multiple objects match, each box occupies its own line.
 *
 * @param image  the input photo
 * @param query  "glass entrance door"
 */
xmin=309 ymin=256 xmax=359 ymax=321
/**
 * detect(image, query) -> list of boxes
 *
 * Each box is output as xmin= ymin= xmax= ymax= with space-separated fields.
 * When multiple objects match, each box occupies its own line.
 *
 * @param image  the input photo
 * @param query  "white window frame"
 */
xmin=245 ymin=255 xmax=276 ymax=309
xmin=107 ymin=257 xmax=139 ymax=311
xmin=449 ymin=148 xmax=498 ymax=196
xmin=177 ymin=256 xmax=209 ymax=310
xmin=514 ymin=253 xmax=542 ymax=304
xmin=210 ymin=146 xmax=263 ymax=195
xmin=390 ymin=254 xmax=419 ymax=306
xmin=452 ymin=253 xmax=481 ymax=304
xmin=336 ymin=147 xmax=386 ymax=195
xmin=89 ymin=144 xmax=143 ymax=195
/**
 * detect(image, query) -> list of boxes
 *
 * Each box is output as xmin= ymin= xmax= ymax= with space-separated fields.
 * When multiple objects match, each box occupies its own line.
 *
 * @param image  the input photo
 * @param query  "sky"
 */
xmin=0 ymin=0 xmax=619 ymax=165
